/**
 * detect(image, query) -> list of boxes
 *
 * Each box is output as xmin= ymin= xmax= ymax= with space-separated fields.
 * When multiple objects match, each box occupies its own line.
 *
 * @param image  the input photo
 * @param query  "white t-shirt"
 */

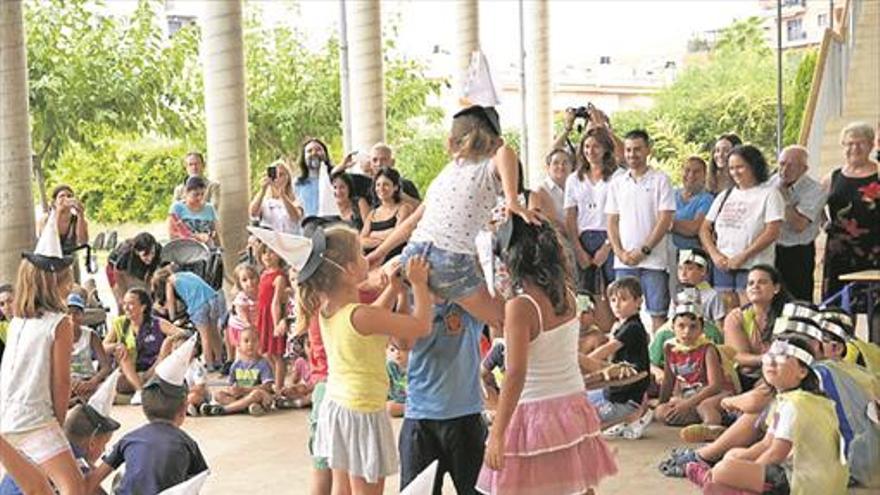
xmin=259 ymin=197 xmax=301 ymax=235
xmin=185 ymin=360 xmax=207 ymax=388
xmin=410 ymin=157 xmax=501 ymax=255
xmin=563 ymin=169 xmax=622 ymax=233
xmin=705 ymin=184 xmax=784 ymax=268
xmin=768 ymin=398 xmax=796 ymax=441
xmin=604 ymin=167 xmax=676 ymax=270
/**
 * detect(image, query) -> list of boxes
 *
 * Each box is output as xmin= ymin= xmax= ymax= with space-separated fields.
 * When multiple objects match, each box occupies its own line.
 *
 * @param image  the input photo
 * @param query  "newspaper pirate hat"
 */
xmin=22 ymin=210 xmax=74 ymax=272
xmin=145 ymin=334 xmax=197 ymax=398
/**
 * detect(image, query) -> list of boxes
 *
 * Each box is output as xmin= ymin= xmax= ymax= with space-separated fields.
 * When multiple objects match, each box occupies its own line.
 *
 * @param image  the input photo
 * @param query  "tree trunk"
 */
xmin=202 ymin=0 xmax=250 ymax=282
xmin=0 ymin=0 xmax=36 ymax=284
xmin=347 ymin=0 xmax=385 ymax=153
xmin=454 ymin=0 xmax=480 ymax=101
xmin=525 ymin=0 xmax=551 ymax=189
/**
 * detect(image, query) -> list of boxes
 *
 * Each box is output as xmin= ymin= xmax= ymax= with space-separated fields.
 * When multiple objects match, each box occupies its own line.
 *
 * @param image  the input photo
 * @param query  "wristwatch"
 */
xmin=640 ymin=245 xmax=652 ymax=256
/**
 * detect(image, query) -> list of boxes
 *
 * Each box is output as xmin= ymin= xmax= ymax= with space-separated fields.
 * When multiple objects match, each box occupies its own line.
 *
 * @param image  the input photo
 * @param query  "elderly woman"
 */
xmin=102 ymin=288 xmax=179 ymax=404
xmin=707 ymin=133 xmax=743 ymax=194
xmin=361 ymin=168 xmax=413 ymax=260
xmin=700 ymin=145 xmax=784 ymax=310
xmin=250 ymin=160 xmax=303 ymax=234
xmin=821 ymin=122 xmax=880 ymax=301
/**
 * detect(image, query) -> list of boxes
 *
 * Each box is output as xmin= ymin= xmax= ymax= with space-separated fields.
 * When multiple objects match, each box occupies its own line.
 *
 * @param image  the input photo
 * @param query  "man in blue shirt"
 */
xmin=399 ymin=302 xmax=486 ymax=494
xmin=672 ymin=156 xmax=715 ymax=250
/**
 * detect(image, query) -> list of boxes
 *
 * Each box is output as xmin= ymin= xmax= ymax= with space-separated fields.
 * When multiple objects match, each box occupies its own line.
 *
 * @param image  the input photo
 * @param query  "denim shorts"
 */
xmin=577 ymin=230 xmax=614 ymax=295
xmin=614 ymin=268 xmax=670 ymax=316
xmin=713 ymin=267 xmax=749 ymax=291
xmin=587 ymin=389 xmax=641 ymax=424
xmin=401 ymin=242 xmax=484 ymax=302
xmin=190 ymin=292 xmax=227 ymax=328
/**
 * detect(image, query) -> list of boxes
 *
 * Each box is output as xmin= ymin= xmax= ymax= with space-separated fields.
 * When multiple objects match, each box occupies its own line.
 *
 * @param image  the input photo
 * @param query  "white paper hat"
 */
xmin=400 ymin=460 xmax=439 ymax=495
xmin=247 ymin=226 xmax=312 ymax=271
xmin=150 ymin=334 xmax=197 ymax=391
xmin=157 ymin=469 xmax=209 ymax=495
xmin=460 ymin=50 xmax=500 ymax=107
xmin=88 ymin=369 xmax=121 ymax=419
xmin=23 ymin=210 xmax=74 ymax=272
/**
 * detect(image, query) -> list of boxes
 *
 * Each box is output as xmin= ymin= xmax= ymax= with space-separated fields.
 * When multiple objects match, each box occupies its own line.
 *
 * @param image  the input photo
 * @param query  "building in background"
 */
xmin=758 ymin=0 xmax=844 ymax=49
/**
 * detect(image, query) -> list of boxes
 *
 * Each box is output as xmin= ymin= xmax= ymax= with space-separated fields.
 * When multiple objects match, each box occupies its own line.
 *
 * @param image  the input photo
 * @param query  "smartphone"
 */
xmin=267 ymin=165 xmax=278 ymax=180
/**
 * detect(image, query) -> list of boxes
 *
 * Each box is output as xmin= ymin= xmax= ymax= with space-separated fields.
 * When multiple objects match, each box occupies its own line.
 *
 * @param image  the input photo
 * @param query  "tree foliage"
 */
xmin=26 ymin=0 xmax=442 ymax=223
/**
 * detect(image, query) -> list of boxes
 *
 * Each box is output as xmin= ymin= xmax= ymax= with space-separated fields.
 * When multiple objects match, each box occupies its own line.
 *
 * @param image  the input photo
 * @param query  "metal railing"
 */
xmin=798 ymin=0 xmax=861 ymax=156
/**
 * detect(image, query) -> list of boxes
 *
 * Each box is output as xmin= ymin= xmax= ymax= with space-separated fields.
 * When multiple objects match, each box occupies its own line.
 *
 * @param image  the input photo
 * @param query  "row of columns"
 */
xmin=0 ymin=0 xmax=551 ymax=280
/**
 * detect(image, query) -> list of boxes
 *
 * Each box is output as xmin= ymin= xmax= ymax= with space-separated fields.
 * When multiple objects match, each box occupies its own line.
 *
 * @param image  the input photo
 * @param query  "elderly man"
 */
xmin=769 ymin=145 xmax=827 ymax=301
xmin=336 ymin=142 xmax=421 ymax=207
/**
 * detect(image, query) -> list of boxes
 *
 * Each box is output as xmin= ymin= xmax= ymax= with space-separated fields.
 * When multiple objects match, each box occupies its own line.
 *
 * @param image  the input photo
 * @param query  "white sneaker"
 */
xmin=130 ymin=390 xmax=143 ymax=406
xmin=621 ymin=408 xmax=654 ymax=440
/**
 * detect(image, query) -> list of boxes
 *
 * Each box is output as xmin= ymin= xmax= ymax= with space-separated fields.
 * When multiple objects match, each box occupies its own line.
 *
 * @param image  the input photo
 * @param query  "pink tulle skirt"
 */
xmin=476 ymin=392 xmax=618 ymax=495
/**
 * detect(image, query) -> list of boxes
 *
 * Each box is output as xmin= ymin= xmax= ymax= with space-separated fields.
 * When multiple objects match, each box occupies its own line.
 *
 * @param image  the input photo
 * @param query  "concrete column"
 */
xmin=202 ymin=0 xmax=250 ymax=276
xmin=525 ymin=0 xmax=551 ymax=187
xmin=347 ymin=0 xmax=385 ymax=153
xmin=0 ymin=0 xmax=36 ymax=283
xmin=454 ymin=0 xmax=480 ymax=99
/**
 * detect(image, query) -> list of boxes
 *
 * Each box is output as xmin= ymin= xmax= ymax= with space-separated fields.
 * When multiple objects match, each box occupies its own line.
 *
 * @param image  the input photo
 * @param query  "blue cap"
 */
xmin=66 ymin=293 xmax=86 ymax=310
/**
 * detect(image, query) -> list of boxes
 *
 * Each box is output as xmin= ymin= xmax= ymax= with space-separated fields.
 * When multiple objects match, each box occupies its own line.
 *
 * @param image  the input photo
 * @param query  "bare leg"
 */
xmin=39 ymin=449 xmax=84 ymax=495
xmin=331 ymin=469 xmax=350 ymax=495
xmin=195 ymin=323 xmax=216 ymax=366
xmin=310 ymin=468 xmax=333 ymax=495
xmin=220 ymin=389 xmax=272 ymax=414
xmin=456 ymin=287 xmax=504 ymax=336
xmin=710 ymin=457 xmax=765 ymax=493
xmin=650 ymin=315 xmax=667 ymax=333
xmin=696 ymin=412 xmax=761 ymax=463
xmin=348 ymin=474 xmax=384 ymax=495
xmin=697 ymin=392 xmax=732 ymax=425
xmin=273 ymin=355 xmax=286 ymax=395
xmin=116 ymin=356 xmax=143 ymax=393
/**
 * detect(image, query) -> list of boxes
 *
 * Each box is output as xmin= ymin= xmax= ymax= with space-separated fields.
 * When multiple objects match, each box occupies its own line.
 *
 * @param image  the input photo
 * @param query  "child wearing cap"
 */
xmin=202 ymin=328 xmax=275 ymax=416
xmin=0 ymin=212 xmax=82 ymax=494
xmin=365 ymin=105 xmax=539 ymax=335
xmin=671 ymin=248 xmax=726 ymax=325
xmin=656 ymin=303 xmax=736 ymax=430
xmin=86 ymin=338 xmax=208 ymax=495
xmin=168 ymin=175 xmax=219 ymax=247
xmin=66 ymin=292 xmax=111 ymax=401
xmin=687 ymin=336 xmax=849 ymax=494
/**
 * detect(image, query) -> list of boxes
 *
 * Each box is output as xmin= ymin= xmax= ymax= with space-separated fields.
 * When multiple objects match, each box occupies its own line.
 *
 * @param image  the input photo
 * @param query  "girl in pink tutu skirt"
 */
xmin=478 ymin=216 xmax=617 ymax=495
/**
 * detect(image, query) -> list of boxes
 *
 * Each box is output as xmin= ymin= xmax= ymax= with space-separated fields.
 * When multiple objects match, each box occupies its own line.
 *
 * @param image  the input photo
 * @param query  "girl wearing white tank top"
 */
xmin=477 ymin=216 xmax=616 ymax=495
xmin=0 ymin=260 xmax=84 ymax=495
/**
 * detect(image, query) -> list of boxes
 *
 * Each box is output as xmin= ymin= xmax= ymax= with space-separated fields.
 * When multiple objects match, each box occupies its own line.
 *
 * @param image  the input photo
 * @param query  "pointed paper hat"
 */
xmin=82 ymin=369 xmax=122 ymax=433
xmin=145 ymin=334 xmax=197 ymax=398
xmin=247 ymin=225 xmax=328 ymax=283
xmin=459 ymin=50 xmax=500 ymax=108
xmin=400 ymin=460 xmax=438 ymax=495
xmin=22 ymin=210 xmax=74 ymax=272
xmin=157 ymin=469 xmax=210 ymax=495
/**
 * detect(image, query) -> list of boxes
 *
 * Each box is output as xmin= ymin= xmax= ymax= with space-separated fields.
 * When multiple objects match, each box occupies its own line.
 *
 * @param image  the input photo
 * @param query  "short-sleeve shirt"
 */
xmin=386 ymin=360 xmax=407 ymax=404
xmin=103 ymin=422 xmax=208 ymax=495
xmin=409 ymin=158 xmax=502 ymax=255
xmin=604 ymin=168 xmax=676 ymax=270
xmin=294 ymin=177 xmax=320 ymax=218
xmin=564 ymin=171 xmax=619 ymax=233
xmin=406 ymin=302 xmax=485 ymax=420
xmin=705 ymin=184 xmax=785 ymax=268
xmin=767 ymin=397 xmax=796 ymax=441
xmin=608 ymin=315 xmax=650 ymax=404
xmin=673 ymin=189 xmax=715 ymax=249
xmin=169 ymin=202 xmax=217 ymax=237
xmin=173 ymin=272 xmax=217 ymax=314
xmin=767 ymin=173 xmax=827 ymax=247
xmin=185 ymin=360 xmax=207 ymax=388
xmin=228 ymin=358 xmax=274 ymax=387
xmin=108 ymin=240 xmax=161 ymax=281
xmin=649 ymin=321 xmax=724 ymax=367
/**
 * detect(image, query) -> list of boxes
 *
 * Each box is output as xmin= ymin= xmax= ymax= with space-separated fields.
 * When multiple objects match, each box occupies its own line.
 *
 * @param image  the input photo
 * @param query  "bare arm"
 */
xmin=51 ymin=317 xmax=74 ymax=425
xmin=658 ymin=358 xmax=675 ymax=404
xmin=755 ymin=437 xmax=793 ymax=465
xmin=365 ymin=204 xmax=425 ymax=265
xmin=673 ymin=213 xmax=706 ymax=238
xmin=271 ymin=275 xmax=289 ymax=335
xmin=729 ymin=221 xmax=782 ymax=269
xmin=782 ymin=204 xmax=811 ymax=233
xmin=607 ymin=214 xmax=624 ymax=259
xmin=678 ymin=345 xmax=725 ymax=410
xmin=723 ymin=310 xmax=763 ymax=368
xmin=248 ymin=181 xmax=269 ymax=218
xmin=588 ymin=337 xmax=623 ymax=362
xmin=166 ymin=277 xmax=178 ymax=322
xmin=90 ymin=331 xmax=112 ymax=381
xmin=352 ymin=258 xmax=432 ymax=340
xmin=645 ymin=210 xmax=674 ymax=250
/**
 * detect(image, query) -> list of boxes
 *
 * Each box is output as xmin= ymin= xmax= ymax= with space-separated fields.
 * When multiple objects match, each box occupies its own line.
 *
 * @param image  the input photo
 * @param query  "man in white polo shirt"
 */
xmin=769 ymin=145 xmax=827 ymax=302
xmin=606 ymin=129 xmax=675 ymax=331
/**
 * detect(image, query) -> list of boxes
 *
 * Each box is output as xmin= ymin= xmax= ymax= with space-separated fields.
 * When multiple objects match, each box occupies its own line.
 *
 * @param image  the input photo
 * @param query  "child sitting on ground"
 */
xmin=86 ymin=337 xmax=208 ymax=494
xmin=386 ymin=342 xmax=409 ymax=417
xmin=687 ymin=336 xmax=849 ymax=494
xmin=66 ymin=293 xmax=111 ymax=401
xmin=587 ymin=277 xmax=653 ymax=439
xmin=656 ymin=303 xmax=735 ymax=428
xmin=158 ymin=332 xmax=209 ymax=417
xmin=202 ymin=328 xmax=275 ymax=416
xmin=227 ymin=263 xmax=260 ymax=364
xmin=276 ymin=334 xmax=313 ymax=409
xmin=670 ymin=249 xmax=726 ymax=325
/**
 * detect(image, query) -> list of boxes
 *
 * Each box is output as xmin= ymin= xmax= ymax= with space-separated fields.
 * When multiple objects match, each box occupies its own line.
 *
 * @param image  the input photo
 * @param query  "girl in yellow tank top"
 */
xmin=293 ymin=225 xmax=434 ymax=493
xmin=694 ymin=336 xmax=848 ymax=495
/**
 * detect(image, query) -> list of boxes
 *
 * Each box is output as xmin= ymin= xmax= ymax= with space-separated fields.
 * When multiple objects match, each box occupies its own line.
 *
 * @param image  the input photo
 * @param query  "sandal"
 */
xmin=658 ymin=458 xmax=687 ymax=478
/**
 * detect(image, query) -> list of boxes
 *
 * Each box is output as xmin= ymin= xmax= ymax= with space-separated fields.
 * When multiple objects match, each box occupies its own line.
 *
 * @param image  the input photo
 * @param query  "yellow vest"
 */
xmin=844 ymin=340 xmax=880 ymax=375
xmin=772 ymin=390 xmax=849 ymax=495
xmin=321 ymin=303 xmax=389 ymax=412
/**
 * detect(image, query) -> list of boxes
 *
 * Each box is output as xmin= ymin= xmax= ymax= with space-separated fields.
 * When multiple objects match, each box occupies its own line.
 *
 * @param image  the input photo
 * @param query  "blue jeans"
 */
xmin=713 ymin=267 xmax=748 ymax=291
xmin=614 ymin=268 xmax=670 ymax=316
xmin=401 ymin=242 xmax=484 ymax=302
xmin=577 ymin=230 xmax=614 ymax=296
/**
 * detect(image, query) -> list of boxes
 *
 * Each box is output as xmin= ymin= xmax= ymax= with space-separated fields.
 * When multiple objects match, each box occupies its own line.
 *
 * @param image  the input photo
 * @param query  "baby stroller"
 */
xmin=160 ymin=239 xmax=224 ymax=291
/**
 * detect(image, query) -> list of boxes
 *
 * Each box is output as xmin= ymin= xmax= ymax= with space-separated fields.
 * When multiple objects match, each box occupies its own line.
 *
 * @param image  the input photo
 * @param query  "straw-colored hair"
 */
xmin=448 ymin=113 xmax=500 ymax=161
xmin=13 ymin=260 xmax=68 ymax=318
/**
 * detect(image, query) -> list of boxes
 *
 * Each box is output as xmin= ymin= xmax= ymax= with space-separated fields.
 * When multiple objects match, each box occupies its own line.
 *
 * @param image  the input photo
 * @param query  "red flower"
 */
xmin=840 ymin=218 xmax=868 ymax=238
xmin=858 ymin=182 xmax=880 ymax=202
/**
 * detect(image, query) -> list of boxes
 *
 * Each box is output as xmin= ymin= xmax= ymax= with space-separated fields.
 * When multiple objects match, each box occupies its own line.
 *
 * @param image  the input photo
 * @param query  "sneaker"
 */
xmin=220 ymin=361 xmax=232 ymax=377
xmin=130 ymin=390 xmax=143 ymax=406
xmin=199 ymin=403 xmax=225 ymax=416
xmin=275 ymin=398 xmax=296 ymax=410
xmin=620 ymin=408 xmax=654 ymax=440
xmin=248 ymin=403 xmax=266 ymax=416
xmin=680 ymin=424 xmax=726 ymax=443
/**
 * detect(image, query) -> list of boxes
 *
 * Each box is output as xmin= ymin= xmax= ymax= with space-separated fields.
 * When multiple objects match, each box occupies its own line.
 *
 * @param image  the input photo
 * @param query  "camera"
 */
xmin=267 ymin=165 xmax=278 ymax=180
xmin=570 ymin=106 xmax=591 ymax=120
